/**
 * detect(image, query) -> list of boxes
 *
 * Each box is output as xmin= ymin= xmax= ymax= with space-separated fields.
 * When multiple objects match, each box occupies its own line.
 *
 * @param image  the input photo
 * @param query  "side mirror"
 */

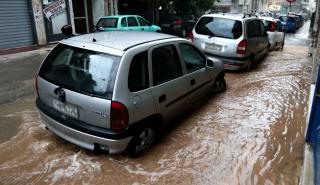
xmin=207 ymin=59 xmax=214 ymax=67
xmin=61 ymin=25 xmax=73 ymax=38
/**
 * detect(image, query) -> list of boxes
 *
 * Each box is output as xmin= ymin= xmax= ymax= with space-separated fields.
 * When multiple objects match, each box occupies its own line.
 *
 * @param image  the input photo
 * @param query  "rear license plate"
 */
xmin=53 ymin=99 xmax=78 ymax=118
xmin=205 ymin=43 xmax=222 ymax=51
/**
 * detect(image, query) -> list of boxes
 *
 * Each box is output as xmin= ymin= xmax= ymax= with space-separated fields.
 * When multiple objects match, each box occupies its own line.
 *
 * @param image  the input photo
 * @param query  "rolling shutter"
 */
xmin=0 ymin=0 xmax=35 ymax=49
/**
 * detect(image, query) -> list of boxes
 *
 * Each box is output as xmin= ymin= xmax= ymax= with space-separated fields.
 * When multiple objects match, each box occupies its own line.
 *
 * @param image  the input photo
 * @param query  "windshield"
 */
xmin=195 ymin=17 xmax=243 ymax=39
xmin=39 ymin=44 xmax=120 ymax=99
xmin=96 ymin=18 xmax=118 ymax=28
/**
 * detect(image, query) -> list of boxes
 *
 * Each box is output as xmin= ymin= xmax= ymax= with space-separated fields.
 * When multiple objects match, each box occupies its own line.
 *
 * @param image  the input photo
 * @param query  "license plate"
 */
xmin=53 ymin=99 xmax=78 ymax=118
xmin=205 ymin=43 xmax=222 ymax=51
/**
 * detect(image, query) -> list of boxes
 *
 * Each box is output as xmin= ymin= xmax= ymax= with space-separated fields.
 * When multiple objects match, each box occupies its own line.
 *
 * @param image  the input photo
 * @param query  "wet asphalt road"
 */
xmin=0 ymin=22 xmax=312 ymax=185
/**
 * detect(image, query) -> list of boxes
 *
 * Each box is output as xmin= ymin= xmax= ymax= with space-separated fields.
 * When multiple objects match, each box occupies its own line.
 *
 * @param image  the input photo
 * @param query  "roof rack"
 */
xmin=242 ymin=13 xmax=258 ymax=18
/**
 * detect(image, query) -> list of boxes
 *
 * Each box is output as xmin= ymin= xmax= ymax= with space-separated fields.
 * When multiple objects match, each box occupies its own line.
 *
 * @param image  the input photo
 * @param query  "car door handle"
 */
xmin=190 ymin=79 xmax=196 ymax=86
xmin=159 ymin=94 xmax=166 ymax=103
xmin=141 ymin=28 xmax=144 ymax=31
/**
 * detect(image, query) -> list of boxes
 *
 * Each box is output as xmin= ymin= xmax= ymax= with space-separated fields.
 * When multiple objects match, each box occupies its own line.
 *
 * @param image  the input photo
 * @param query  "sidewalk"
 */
xmin=0 ymin=44 xmax=56 ymax=64
xmin=300 ymin=85 xmax=315 ymax=185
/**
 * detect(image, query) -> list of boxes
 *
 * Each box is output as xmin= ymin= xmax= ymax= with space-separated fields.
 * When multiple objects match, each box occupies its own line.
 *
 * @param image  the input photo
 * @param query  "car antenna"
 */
xmin=92 ymin=38 xmax=97 ymax=42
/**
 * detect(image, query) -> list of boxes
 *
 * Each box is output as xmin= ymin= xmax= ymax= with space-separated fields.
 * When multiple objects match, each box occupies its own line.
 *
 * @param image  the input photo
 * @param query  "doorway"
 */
xmin=72 ymin=0 xmax=93 ymax=34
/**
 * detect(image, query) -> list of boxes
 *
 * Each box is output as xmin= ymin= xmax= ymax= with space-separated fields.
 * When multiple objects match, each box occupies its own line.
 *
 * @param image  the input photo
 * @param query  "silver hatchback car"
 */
xmin=191 ymin=13 xmax=269 ymax=71
xmin=35 ymin=31 xmax=226 ymax=155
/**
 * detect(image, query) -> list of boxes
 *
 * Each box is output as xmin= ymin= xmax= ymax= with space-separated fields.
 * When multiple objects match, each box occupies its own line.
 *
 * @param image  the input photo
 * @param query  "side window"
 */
xmin=137 ymin=17 xmax=149 ymax=26
xmin=128 ymin=17 xmax=139 ymax=27
xmin=128 ymin=51 xmax=149 ymax=92
xmin=247 ymin=20 xmax=261 ymax=38
xmin=152 ymin=45 xmax=183 ymax=86
xmin=276 ymin=21 xmax=282 ymax=31
xmin=259 ymin=20 xmax=266 ymax=36
xmin=178 ymin=43 xmax=206 ymax=73
xmin=121 ymin=18 xmax=127 ymax=27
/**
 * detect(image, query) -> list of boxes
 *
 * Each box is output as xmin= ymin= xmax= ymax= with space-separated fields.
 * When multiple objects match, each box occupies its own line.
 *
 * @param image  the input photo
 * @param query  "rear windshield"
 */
xmin=97 ymin=18 xmax=118 ymax=28
xmin=38 ymin=44 xmax=120 ymax=99
xmin=280 ymin=16 xmax=287 ymax=22
xmin=195 ymin=17 xmax=242 ymax=39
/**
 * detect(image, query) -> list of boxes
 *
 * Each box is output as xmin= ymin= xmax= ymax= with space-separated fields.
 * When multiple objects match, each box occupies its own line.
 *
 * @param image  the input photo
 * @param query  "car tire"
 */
xmin=247 ymin=56 xmax=254 ymax=71
xmin=126 ymin=126 xmax=156 ymax=157
xmin=212 ymin=76 xmax=226 ymax=93
xmin=265 ymin=45 xmax=269 ymax=57
xmin=280 ymin=41 xmax=284 ymax=51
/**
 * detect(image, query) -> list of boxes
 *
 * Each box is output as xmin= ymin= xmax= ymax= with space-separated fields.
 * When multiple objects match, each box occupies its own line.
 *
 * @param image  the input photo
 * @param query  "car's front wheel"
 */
xmin=126 ymin=127 xmax=156 ymax=157
xmin=212 ymin=75 xmax=226 ymax=93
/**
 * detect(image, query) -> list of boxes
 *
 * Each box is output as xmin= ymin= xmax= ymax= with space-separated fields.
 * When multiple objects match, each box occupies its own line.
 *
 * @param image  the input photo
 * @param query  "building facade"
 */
xmin=0 ymin=0 xmax=120 ymax=55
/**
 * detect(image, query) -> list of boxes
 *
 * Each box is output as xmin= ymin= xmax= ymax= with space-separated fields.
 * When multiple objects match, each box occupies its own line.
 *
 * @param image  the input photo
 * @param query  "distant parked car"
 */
xmin=35 ymin=31 xmax=226 ymax=156
xmin=95 ymin=15 xmax=161 ymax=32
xmin=159 ymin=14 xmax=197 ymax=37
xmin=260 ymin=17 xmax=285 ymax=51
xmin=289 ymin=13 xmax=304 ymax=28
xmin=191 ymin=13 xmax=269 ymax=71
xmin=279 ymin=15 xmax=296 ymax=33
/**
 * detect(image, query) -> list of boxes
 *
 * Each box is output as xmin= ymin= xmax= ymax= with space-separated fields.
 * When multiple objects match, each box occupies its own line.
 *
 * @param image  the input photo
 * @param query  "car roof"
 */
xmin=202 ymin=13 xmax=259 ymax=21
xmin=259 ymin=16 xmax=280 ymax=21
xmin=100 ymin=15 xmax=142 ymax=19
xmin=61 ymin=31 xmax=180 ymax=52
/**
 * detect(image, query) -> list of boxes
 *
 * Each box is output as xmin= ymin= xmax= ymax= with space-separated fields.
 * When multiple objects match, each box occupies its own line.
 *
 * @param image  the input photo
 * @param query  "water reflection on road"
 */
xmin=0 ymin=27 xmax=312 ymax=185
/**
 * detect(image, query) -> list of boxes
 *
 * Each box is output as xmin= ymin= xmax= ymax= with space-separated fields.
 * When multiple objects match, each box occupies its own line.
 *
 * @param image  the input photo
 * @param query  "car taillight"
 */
xmin=176 ymin=19 xmax=182 ymax=26
xmin=270 ymin=21 xmax=275 ymax=32
xmin=188 ymin=32 xmax=193 ymax=42
xmin=35 ymin=76 xmax=39 ymax=97
xmin=111 ymin=101 xmax=128 ymax=131
xmin=237 ymin=39 xmax=247 ymax=55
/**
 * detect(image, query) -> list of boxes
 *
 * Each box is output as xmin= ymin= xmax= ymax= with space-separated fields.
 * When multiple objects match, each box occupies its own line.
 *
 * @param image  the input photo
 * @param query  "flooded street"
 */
xmin=0 ymin=23 xmax=312 ymax=185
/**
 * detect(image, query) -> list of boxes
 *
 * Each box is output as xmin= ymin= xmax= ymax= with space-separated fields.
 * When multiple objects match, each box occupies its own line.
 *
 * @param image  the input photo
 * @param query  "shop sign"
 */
xmin=43 ymin=0 xmax=66 ymax=20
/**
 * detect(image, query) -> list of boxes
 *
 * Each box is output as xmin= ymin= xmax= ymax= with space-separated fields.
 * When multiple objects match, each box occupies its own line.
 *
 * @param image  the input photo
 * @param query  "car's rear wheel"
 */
xmin=280 ymin=41 xmax=284 ymax=51
xmin=126 ymin=127 xmax=156 ymax=157
xmin=247 ymin=56 xmax=254 ymax=71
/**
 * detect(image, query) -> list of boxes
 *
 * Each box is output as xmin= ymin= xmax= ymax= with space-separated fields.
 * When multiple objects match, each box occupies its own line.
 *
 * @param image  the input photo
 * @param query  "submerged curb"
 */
xmin=300 ymin=84 xmax=315 ymax=185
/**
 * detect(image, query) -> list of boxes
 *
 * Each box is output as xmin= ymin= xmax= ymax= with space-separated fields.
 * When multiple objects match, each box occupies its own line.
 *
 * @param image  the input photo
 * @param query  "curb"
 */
xmin=300 ymin=84 xmax=316 ymax=185
xmin=0 ymin=44 xmax=56 ymax=63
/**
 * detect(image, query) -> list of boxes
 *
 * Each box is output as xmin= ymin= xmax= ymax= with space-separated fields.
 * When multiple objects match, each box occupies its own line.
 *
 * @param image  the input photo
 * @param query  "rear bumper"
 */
xmin=205 ymin=52 xmax=250 ymax=70
xmin=36 ymin=99 xmax=132 ymax=154
xmin=38 ymin=109 xmax=131 ymax=154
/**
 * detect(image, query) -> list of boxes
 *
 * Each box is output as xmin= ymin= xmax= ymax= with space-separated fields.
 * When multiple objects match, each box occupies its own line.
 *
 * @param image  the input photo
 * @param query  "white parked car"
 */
xmin=260 ymin=17 xmax=285 ymax=51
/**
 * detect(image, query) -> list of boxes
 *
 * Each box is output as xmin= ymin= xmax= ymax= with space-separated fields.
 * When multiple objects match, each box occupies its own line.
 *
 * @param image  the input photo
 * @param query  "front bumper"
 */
xmin=36 ymin=99 xmax=132 ymax=154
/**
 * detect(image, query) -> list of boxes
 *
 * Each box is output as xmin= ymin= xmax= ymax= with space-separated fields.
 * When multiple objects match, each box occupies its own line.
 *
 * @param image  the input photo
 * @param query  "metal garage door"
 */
xmin=0 ymin=0 xmax=35 ymax=49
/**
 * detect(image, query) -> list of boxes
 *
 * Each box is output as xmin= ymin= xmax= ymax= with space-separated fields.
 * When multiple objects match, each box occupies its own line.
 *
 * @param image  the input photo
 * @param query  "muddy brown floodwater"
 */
xmin=0 ymin=44 xmax=311 ymax=184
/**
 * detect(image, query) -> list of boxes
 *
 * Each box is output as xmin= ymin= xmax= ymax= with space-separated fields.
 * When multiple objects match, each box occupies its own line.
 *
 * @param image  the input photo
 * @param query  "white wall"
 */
xmin=92 ymin=0 xmax=105 ymax=25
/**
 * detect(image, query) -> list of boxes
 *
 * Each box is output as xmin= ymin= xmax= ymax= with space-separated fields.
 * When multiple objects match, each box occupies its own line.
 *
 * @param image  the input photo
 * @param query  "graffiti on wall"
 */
xmin=43 ymin=0 xmax=66 ymax=20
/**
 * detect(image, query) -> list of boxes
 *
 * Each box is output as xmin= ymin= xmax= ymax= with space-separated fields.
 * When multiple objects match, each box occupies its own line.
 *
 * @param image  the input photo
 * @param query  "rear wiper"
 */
xmin=203 ymin=27 xmax=215 ymax=38
xmin=208 ymin=32 xmax=215 ymax=39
